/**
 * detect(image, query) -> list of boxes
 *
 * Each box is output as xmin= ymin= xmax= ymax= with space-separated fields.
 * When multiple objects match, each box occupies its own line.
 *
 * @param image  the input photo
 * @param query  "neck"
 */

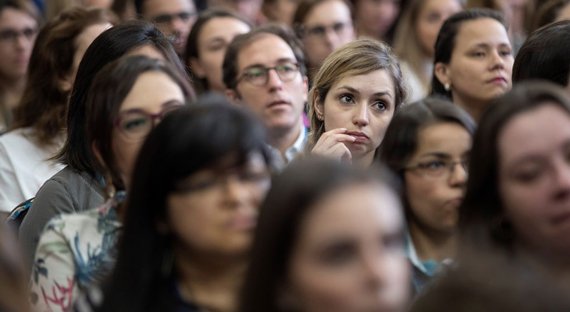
xmin=267 ymin=121 xmax=302 ymax=159
xmin=354 ymin=150 xmax=376 ymax=167
xmin=175 ymin=247 xmax=248 ymax=312
xmin=517 ymin=244 xmax=570 ymax=281
xmin=408 ymin=220 xmax=457 ymax=262
xmin=0 ymin=76 xmax=25 ymax=109
xmin=452 ymin=93 xmax=487 ymax=122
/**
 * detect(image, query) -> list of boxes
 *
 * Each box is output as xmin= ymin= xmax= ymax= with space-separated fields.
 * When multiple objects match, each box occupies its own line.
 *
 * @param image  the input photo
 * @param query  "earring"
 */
xmin=444 ymin=83 xmax=451 ymax=91
xmin=317 ymin=114 xmax=324 ymax=121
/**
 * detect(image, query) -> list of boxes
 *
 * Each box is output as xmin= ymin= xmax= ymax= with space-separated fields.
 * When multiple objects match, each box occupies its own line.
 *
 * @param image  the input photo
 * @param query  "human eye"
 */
xmin=471 ymin=51 xmax=485 ymax=57
xmin=426 ymin=12 xmax=440 ymax=23
xmin=339 ymin=94 xmax=355 ymax=104
xmin=319 ymin=242 xmax=356 ymax=266
xmin=246 ymin=67 xmax=266 ymax=78
xmin=240 ymin=170 xmax=270 ymax=183
xmin=333 ymin=23 xmax=346 ymax=33
xmin=372 ymin=100 xmax=388 ymax=111
xmin=511 ymin=162 xmax=544 ymax=184
xmin=0 ymin=29 xmax=16 ymax=41
xmin=308 ymin=26 xmax=326 ymax=36
xmin=500 ymin=48 xmax=512 ymax=57
xmin=277 ymin=63 xmax=296 ymax=73
xmin=178 ymin=12 xmax=193 ymax=21
xmin=122 ymin=117 xmax=149 ymax=131
xmin=419 ymin=160 xmax=446 ymax=170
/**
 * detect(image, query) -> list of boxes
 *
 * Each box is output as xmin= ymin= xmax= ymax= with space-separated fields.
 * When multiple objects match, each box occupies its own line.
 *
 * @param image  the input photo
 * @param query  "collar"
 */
xmin=268 ymin=124 xmax=307 ymax=171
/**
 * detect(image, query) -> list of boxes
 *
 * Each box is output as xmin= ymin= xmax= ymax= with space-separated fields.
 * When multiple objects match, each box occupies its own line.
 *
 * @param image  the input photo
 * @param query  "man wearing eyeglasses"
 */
xmin=135 ymin=0 xmax=197 ymax=55
xmin=224 ymin=24 xmax=309 ymax=171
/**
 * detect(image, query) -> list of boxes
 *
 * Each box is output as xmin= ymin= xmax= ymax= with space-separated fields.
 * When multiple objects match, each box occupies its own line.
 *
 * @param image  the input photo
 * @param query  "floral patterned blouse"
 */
xmin=30 ymin=192 xmax=124 ymax=312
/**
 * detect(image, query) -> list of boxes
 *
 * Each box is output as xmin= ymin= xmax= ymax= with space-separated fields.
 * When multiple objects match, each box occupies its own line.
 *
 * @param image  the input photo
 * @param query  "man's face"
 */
xmin=230 ymin=34 xmax=308 ymax=134
xmin=143 ymin=0 xmax=197 ymax=52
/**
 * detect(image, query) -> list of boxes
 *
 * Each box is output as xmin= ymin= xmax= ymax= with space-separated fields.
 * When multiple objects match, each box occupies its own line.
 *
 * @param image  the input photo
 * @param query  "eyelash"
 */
xmin=339 ymin=94 xmax=354 ymax=104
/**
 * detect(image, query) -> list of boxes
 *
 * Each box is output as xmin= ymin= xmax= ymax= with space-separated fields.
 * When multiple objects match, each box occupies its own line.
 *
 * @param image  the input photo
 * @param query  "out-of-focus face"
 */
xmin=498 ymin=104 xmax=570 ymax=260
xmin=286 ymin=182 xmax=409 ymax=312
xmin=555 ymin=3 xmax=570 ymax=23
xmin=301 ymin=0 xmax=355 ymax=69
xmin=415 ymin=0 xmax=462 ymax=57
xmin=166 ymin=153 xmax=271 ymax=257
xmin=264 ymin=0 xmax=299 ymax=26
xmin=354 ymin=0 xmax=401 ymax=39
xmin=0 ymin=8 xmax=37 ymax=80
xmin=143 ymin=0 xmax=197 ymax=52
xmin=436 ymin=18 xmax=513 ymax=115
xmin=112 ymin=71 xmax=186 ymax=189
xmin=317 ymin=69 xmax=395 ymax=163
xmin=209 ymin=0 xmax=263 ymax=24
xmin=190 ymin=17 xmax=251 ymax=92
xmin=84 ymin=0 xmax=113 ymax=9
xmin=404 ymin=122 xmax=471 ymax=234
xmin=230 ymin=34 xmax=308 ymax=134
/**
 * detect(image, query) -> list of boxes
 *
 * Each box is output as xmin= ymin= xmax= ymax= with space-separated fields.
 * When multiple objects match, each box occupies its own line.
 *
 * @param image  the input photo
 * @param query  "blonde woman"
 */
xmin=393 ymin=0 xmax=463 ymax=103
xmin=305 ymin=39 xmax=408 ymax=167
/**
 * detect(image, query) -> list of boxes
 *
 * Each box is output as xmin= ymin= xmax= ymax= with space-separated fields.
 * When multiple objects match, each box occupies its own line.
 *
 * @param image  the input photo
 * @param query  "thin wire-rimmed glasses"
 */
xmin=114 ymin=101 xmax=184 ymax=142
xmin=236 ymin=62 xmax=300 ymax=87
xmin=404 ymin=160 xmax=469 ymax=178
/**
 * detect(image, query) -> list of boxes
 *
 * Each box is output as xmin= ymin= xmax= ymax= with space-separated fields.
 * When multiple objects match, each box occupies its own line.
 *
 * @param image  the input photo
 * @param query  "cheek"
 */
xmin=370 ymin=113 xmax=393 ymax=145
xmin=406 ymin=175 xmax=440 ymax=208
xmin=167 ymin=194 xmax=219 ymax=246
xmin=499 ymin=178 xmax=545 ymax=223
xmin=112 ymin=137 xmax=143 ymax=178
xmin=323 ymin=103 xmax=349 ymax=132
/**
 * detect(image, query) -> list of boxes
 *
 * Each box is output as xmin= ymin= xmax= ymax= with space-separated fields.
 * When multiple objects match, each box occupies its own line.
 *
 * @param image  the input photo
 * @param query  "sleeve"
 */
xmin=29 ymin=224 xmax=80 ymax=312
xmin=20 ymin=179 xmax=75 ymax=270
xmin=0 ymin=142 xmax=25 ymax=212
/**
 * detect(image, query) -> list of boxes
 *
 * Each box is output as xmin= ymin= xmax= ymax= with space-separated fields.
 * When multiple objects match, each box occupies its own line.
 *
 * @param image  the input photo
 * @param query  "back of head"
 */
xmin=12 ymin=7 xmax=117 ymax=146
xmin=459 ymin=81 xmax=570 ymax=254
xmin=223 ymin=23 xmax=307 ymax=90
xmin=513 ymin=20 xmax=570 ymax=87
xmin=55 ymin=20 xmax=190 ymax=177
xmin=431 ymin=8 xmax=506 ymax=98
xmin=100 ymin=95 xmax=270 ymax=312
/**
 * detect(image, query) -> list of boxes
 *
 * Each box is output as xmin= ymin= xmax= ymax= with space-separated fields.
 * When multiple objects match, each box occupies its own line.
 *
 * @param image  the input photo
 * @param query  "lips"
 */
xmin=487 ymin=76 xmax=507 ymax=84
xmin=228 ymin=213 xmax=257 ymax=231
xmin=267 ymin=100 xmax=290 ymax=108
xmin=347 ymin=131 xmax=369 ymax=143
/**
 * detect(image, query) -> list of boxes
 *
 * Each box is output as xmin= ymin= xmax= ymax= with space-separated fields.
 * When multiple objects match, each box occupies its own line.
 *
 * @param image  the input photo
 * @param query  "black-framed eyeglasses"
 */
xmin=114 ymin=101 xmax=184 ymax=142
xmin=404 ymin=160 xmax=469 ymax=178
xmin=0 ymin=27 xmax=38 ymax=44
xmin=152 ymin=11 xmax=196 ymax=24
xmin=236 ymin=62 xmax=300 ymax=87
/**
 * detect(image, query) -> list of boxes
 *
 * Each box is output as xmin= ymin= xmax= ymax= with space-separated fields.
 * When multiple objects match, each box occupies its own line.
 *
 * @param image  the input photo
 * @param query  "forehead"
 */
xmin=499 ymin=104 xmax=570 ymax=163
xmin=120 ymin=71 xmax=184 ymax=112
xmin=200 ymin=17 xmax=250 ymax=41
xmin=143 ymin=0 xmax=194 ymax=15
xmin=0 ymin=8 xmax=37 ymax=28
xmin=454 ymin=18 xmax=509 ymax=48
xmin=304 ymin=0 xmax=352 ymax=25
xmin=421 ymin=0 xmax=461 ymax=13
xmin=330 ymin=69 xmax=394 ymax=96
xmin=237 ymin=33 xmax=297 ymax=70
xmin=414 ymin=122 xmax=471 ymax=155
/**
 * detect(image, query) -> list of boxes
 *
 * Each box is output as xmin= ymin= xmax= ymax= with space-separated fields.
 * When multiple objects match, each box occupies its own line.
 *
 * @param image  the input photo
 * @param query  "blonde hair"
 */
xmin=305 ymin=38 xmax=408 ymax=153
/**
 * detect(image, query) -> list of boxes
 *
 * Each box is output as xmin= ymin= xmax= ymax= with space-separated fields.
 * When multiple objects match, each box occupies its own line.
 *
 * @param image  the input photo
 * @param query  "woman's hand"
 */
xmin=311 ymin=128 xmax=355 ymax=164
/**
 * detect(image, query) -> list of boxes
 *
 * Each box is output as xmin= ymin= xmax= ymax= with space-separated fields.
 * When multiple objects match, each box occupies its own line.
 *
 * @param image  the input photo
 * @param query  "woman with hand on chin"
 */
xmin=305 ymin=39 xmax=408 ymax=167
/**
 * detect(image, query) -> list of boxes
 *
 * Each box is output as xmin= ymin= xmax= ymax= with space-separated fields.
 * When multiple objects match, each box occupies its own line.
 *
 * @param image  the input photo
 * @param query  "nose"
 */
xmin=353 ymin=103 xmax=369 ymax=127
xmin=361 ymin=251 xmax=388 ymax=290
xmin=551 ymin=162 xmax=570 ymax=201
xmin=449 ymin=162 xmax=468 ymax=187
xmin=266 ymin=68 xmax=283 ymax=90
xmin=222 ymin=176 xmax=250 ymax=207
xmin=324 ymin=28 xmax=340 ymax=48
xmin=489 ymin=50 xmax=505 ymax=71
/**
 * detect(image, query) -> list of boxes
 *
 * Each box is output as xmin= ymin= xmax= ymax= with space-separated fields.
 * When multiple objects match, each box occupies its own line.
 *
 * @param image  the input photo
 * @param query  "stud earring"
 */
xmin=317 ymin=114 xmax=324 ymax=121
xmin=444 ymin=83 xmax=451 ymax=91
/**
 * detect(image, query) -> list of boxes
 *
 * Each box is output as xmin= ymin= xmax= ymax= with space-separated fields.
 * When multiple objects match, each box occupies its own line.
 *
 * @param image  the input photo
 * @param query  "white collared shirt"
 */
xmin=268 ymin=124 xmax=307 ymax=172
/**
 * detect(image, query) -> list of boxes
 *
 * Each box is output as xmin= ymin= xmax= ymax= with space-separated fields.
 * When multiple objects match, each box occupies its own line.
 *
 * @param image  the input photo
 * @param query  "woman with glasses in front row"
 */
xmin=379 ymin=96 xmax=475 ymax=294
xmin=30 ymin=55 xmax=192 ymax=312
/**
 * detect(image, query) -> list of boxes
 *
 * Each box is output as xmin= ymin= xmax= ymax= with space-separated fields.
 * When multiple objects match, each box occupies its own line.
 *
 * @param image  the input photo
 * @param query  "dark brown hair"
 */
xmin=292 ymin=0 xmax=354 ymax=34
xmin=12 ymin=7 xmax=117 ymax=147
xmin=223 ymin=23 xmax=307 ymax=89
xmin=532 ymin=0 xmax=570 ymax=31
xmin=186 ymin=8 xmax=252 ymax=94
xmin=513 ymin=20 xmax=570 ymax=87
xmin=459 ymin=81 xmax=570 ymax=254
xmin=86 ymin=55 xmax=193 ymax=192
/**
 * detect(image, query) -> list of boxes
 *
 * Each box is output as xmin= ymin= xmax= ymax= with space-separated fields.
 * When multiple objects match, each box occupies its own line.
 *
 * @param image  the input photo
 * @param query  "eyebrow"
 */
xmin=337 ymin=86 xmax=393 ymax=99
xmin=119 ymin=100 xmax=184 ymax=114
xmin=471 ymin=42 xmax=511 ymax=49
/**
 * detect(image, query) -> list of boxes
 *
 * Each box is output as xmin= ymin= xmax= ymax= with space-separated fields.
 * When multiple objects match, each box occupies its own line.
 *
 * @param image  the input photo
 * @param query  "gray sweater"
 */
xmin=19 ymin=166 xmax=105 ymax=270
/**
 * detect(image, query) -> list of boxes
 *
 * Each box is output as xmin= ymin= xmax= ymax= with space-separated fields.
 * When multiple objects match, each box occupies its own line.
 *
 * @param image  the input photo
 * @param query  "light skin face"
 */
xmin=166 ymin=153 xmax=271 ymax=258
xmin=498 ymin=104 xmax=570 ymax=261
xmin=264 ymin=0 xmax=299 ymax=26
xmin=287 ymin=183 xmax=409 ymax=312
xmin=84 ymin=0 xmax=113 ymax=8
xmin=111 ymin=72 xmax=186 ymax=190
xmin=227 ymin=34 xmax=308 ymax=135
xmin=0 ymin=8 xmax=37 ymax=80
xmin=404 ymin=123 xmax=470 ymax=235
xmin=143 ymin=0 xmax=197 ymax=51
xmin=302 ymin=0 xmax=355 ymax=68
xmin=555 ymin=3 xmax=570 ymax=23
xmin=190 ymin=17 xmax=251 ymax=92
xmin=355 ymin=0 xmax=400 ymax=39
xmin=313 ymin=70 xmax=396 ymax=166
xmin=435 ymin=18 xmax=513 ymax=119
xmin=415 ymin=0 xmax=462 ymax=57
xmin=210 ymin=0 xmax=263 ymax=24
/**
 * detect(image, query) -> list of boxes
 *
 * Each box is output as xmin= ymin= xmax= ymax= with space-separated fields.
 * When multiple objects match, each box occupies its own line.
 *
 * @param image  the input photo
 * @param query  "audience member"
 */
xmin=432 ymin=9 xmax=513 ymax=121
xmin=78 ymin=97 xmax=271 ymax=312
xmin=263 ymin=0 xmax=299 ymax=26
xmin=532 ymin=0 xmax=570 ymax=30
xmin=460 ymin=81 xmax=570 ymax=281
xmin=209 ymin=0 xmax=265 ymax=25
xmin=0 ymin=7 xmax=115 ymax=213
xmin=46 ymin=0 xmax=115 ymax=22
xmin=0 ymin=0 xmax=41 ymax=135
xmin=19 ymin=21 xmax=191 ymax=270
xmin=111 ymin=0 xmax=137 ymax=20
xmin=240 ymin=157 xmax=410 ymax=312
xmin=351 ymin=0 xmax=407 ymax=44
xmin=393 ymin=0 xmax=463 ymax=102
xmin=293 ymin=0 xmax=356 ymax=79
xmin=380 ymin=97 xmax=476 ymax=293
xmin=306 ymin=39 xmax=407 ymax=167
xmin=224 ymin=24 xmax=309 ymax=171
xmin=513 ymin=20 xmax=570 ymax=91
xmin=186 ymin=8 xmax=252 ymax=95
xmin=30 ymin=55 xmax=192 ymax=312
xmin=134 ymin=0 xmax=198 ymax=55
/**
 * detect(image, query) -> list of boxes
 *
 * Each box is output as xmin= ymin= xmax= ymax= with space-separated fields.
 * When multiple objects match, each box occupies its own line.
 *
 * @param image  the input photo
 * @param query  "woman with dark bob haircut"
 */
xmin=460 ymin=81 xmax=570 ymax=278
xmin=240 ymin=157 xmax=410 ymax=312
xmin=512 ymin=20 xmax=570 ymax=89
xmin=82 ymin=97 xmax=272 ymax=312
xmin=19 ymin=20 xmax=194 ymax=269
xmin=379 ymin=97 xmax=475 ymax=293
